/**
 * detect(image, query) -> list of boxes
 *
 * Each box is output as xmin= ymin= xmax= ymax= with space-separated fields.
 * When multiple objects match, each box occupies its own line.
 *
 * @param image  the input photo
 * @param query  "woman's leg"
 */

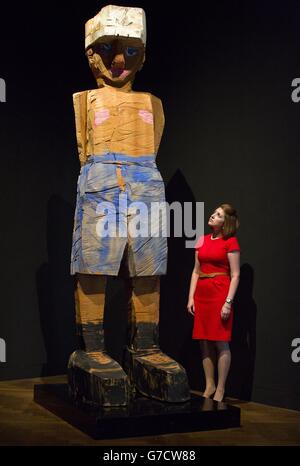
xmin=214 ymin=341 xmax=231 ymax=402
xmin=199 ymin=340 xmax=216 ymax=397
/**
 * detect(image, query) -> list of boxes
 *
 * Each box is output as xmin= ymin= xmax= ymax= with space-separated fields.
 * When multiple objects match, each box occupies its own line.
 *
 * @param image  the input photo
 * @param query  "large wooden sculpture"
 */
xmin=68 ymin=5 xmax=190 ymax=406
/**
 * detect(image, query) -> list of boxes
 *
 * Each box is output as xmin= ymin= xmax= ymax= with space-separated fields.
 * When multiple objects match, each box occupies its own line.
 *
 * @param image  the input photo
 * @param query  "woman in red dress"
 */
xmin=187 ymin=203 xmax=240 ymax=402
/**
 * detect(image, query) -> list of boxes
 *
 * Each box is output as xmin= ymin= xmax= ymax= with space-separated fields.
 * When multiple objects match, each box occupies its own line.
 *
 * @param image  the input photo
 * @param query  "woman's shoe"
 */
xmin=213 ymin=388 xmax=225 ymax=402
xmin=202 ymin=387 xmax=216 ymax=398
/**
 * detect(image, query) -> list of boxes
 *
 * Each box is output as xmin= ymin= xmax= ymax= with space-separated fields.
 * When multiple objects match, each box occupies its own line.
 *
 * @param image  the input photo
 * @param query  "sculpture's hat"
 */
xmin=85 ymin=5 xmax=146 ymax=50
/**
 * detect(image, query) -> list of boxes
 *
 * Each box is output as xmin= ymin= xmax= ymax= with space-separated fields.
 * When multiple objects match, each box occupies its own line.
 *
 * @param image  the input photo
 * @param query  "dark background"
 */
xmin=0 ymin=0 xmax=299 ymax=410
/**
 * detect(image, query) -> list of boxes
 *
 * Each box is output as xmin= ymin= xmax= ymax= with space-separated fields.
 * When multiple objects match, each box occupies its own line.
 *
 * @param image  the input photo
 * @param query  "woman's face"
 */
xmin=208 ymin=207 xmax=225 ymax=229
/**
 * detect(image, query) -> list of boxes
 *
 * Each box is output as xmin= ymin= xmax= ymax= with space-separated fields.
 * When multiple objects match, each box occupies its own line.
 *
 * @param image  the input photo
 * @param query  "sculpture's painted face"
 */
xmin=86 ymin=37 xmax=145 ymax=89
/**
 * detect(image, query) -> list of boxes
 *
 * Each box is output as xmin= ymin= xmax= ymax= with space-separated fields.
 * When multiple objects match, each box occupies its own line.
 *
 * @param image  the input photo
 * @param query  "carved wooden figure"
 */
xmin=68 ymin=5 xmax=190 ymax=406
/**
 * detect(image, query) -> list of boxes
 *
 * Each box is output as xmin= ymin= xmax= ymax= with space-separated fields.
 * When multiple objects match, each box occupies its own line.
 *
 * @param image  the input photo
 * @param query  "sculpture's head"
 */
xmin=85 ymin=5 xmax=146 ymax=90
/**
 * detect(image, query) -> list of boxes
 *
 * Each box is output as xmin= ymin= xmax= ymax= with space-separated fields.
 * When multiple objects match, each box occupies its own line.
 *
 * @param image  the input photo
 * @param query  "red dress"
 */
xmin=192 ymin=234 xmax=240 ymax=341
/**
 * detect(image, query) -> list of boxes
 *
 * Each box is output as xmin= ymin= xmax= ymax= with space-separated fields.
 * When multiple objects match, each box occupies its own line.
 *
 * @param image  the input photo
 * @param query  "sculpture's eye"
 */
xmin=125 ymin=46 xmax=139 ymax=57
xmin=99 ymin=43 xmax=112 ymax=54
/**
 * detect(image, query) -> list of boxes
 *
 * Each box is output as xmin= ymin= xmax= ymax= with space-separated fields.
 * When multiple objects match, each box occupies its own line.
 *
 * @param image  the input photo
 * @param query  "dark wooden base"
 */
xmin=34 ymin=383 xmax=241 ymax=439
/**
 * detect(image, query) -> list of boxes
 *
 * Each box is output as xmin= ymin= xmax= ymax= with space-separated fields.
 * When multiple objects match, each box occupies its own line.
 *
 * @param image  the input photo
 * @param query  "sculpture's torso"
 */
xmin=73 ymin=87 xmax=165 ymax=164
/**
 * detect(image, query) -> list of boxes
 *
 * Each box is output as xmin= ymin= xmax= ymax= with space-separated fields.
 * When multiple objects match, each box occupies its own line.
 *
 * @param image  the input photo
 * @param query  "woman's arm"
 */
xmin=227 ymin=251 xmax=240 ymax=300
xmin=221 ymin=251 xmax=240 ymax=320
xmin=187 ymin=251 xmax=201 ymax=315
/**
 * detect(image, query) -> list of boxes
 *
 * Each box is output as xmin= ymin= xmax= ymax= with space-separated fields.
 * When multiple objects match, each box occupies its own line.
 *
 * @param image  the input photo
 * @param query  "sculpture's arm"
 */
xmin=73 ymin=91 xmax=88 ymax=166
xmin=151 ymin=95 xmax=165 ymax=153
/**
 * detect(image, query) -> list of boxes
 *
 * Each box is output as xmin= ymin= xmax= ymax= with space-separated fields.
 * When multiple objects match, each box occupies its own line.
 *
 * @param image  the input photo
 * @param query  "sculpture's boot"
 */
xmin=124 ymin=276 xmax=190 ymax=402
xmin=68 ymin=274 xmax=129 ymax=406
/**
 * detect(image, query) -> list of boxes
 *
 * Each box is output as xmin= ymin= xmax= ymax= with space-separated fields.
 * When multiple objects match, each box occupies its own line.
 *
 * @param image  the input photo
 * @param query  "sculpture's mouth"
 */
xmin=110 ymin=68 xmax=130 ymax=79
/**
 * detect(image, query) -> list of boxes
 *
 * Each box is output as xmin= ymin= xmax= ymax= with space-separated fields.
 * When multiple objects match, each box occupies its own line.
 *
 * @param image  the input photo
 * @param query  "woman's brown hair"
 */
xmin=219 ymin=203 xmax=240 ymax=239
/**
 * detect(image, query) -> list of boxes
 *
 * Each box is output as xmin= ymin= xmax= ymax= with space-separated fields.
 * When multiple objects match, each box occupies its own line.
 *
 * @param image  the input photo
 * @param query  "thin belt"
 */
xmin=85 ymin=153 xmax=157 ymax=167
xmin=199 ymin=269 xmax=230 ymax=278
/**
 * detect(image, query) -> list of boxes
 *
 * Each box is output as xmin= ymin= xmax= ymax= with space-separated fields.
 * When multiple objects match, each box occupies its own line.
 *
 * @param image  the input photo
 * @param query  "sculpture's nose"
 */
xmin=111 ymin=53 xmax=125 ymax=69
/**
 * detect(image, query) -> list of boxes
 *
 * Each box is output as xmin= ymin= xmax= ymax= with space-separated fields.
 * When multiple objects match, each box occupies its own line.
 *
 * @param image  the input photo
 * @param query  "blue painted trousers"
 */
xmin=70 ymin=153 xmax=168 ymax=276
